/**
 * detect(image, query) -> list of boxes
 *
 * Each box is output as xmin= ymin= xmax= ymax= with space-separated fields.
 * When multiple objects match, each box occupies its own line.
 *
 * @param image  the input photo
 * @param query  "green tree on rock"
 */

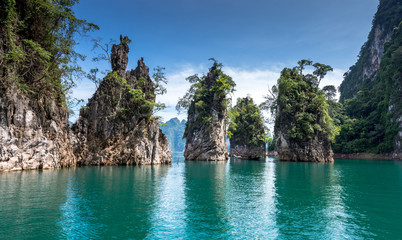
xmin=177 ymin=59 xmax=236 ymax=161
xmin=0 ymin=0 xmax=98 ymax=106
xmin=265 ymin=60 xmax=338 ymax=162
xmin=228 ymin=97 xmax=267 ymax=159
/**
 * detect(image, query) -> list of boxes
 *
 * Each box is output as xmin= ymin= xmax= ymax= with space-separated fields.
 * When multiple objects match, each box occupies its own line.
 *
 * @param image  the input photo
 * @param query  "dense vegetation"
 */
xmin=0 ymin=0 xmax=98 ymax=106
xmin=176 ymin=59 xmax=236 ymax=134
xmin=265 ymin=60 xmax=338 ymax=145
xmin=339 ymin=0 xmax=402 ymax=102
xmin=228 ymin=97 xmax=267 ymax=147
xmin=333 ymin=0 xmax=402 ymax=154
xmin=332 ymin=21 xmax=402 ymax=153
xmin=160 ymin=118 xmax=186 ymax=152
xmin=86 ymin=37 xmax=168 ymax=119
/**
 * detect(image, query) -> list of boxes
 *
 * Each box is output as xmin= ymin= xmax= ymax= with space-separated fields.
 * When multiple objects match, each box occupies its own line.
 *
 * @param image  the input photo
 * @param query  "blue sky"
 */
xmin=71 ymin=0 xmax=379 ymax=122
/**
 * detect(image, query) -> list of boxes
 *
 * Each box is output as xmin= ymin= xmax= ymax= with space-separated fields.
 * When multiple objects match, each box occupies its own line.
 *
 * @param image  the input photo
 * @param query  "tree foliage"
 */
xmin=323 ymin=85 xmax=337 ymax=101
xmin=176 ymin=58 xmax=236 ymax=117
xmin=0 ymin=0 xmax=98 ymax=105
xmin=228 ymin=97 xmax=268 ymax=146
xmin=333 ymin=21 xmax=402 ymax=153
xmin=265 ymin=60 xmax=338 ymax=144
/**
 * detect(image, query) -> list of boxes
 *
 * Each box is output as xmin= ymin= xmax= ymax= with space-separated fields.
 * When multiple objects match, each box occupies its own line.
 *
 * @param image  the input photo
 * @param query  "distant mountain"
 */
xmin=160 ymin=118 xmax=187 ymax=152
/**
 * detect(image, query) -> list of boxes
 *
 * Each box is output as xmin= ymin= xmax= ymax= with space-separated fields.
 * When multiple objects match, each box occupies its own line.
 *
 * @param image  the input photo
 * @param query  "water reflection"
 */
xmin=1 ymin=158 xmax=402 ymax=239
xmin=274 ymin=161 xmax=333 ymax=238
xmin=183 ymin=160 xmax=230 ymax=238
xmin=224 ymin=158 xmax=278 ymax=238
xmin=57 ymin=165 xmax=169 ymax=239
xmin=147 ymin=153 xmax=187 ymax=239
xmin=58 ymin=172 xmax=102 ymax=239
xmin=0 ymin=169 xmax=70 ymax=239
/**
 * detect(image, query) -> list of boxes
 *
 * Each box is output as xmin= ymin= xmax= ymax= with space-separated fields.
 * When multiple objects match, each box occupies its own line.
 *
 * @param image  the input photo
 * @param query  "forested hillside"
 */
xmin=334 ymin=0 xmax=402 ymax=153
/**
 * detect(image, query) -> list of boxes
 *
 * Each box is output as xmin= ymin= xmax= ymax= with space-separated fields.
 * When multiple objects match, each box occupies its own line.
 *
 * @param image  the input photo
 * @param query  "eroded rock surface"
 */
xmin=275 ymin=132 xmax=333 ymax=163
xmin=0 ymin=86 xmax=76 ymax=171
xmin=72 ymin=36 xmax=172 ymax=165
xmin=184 ymin=64 xmax=228 ymax=161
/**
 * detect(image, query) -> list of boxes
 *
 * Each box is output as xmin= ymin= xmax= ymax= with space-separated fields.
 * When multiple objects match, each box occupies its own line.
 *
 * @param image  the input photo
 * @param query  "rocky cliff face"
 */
xmin=362 ymin=27 xmax=392 ymax=81
xmin=0 ymin=85 xmax=76 ymax=171
xmin=72 ymin=36 xmax=172 ymax=165
xmin=338 ymin=0 xmax=402 ymax=155
xmin=184 ymin=65 xmax=228 ymax=161
xmin=0 ymin=28 xmax=76 ymax=171
xmin=230 ymin=145 xmax=266 ymax=160
xmin=339 ymin=0 xmax=402 ymax=102
xmin=275 ymin=131 xmax=333 ymax=163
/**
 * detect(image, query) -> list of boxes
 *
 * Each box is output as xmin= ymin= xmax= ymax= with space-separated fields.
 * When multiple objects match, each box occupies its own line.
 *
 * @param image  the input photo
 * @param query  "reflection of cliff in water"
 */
xmin=329 ymin=160 xmax=402 ymax=239
xmin=57 ymin=165 xmax=169 ymax=239
xmin=274 ymin=161 xmax=333 ymax=238
xmin=224 ymin=158 xmax=278 ymax=238
xmin=183 ymin=161 xmax=229 ymax=238
xmin=0 ymin=169 xmax=71 ymax=239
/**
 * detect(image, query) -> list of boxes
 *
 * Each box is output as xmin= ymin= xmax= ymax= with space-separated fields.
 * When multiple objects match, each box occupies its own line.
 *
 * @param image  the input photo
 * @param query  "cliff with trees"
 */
xmin=334 ymin=0 xmax=402 ymax=156
xmin=72 ymin=36 xmax=172 ymax=165
xmin=266 ymin=60 xmax=337 ymax=162
xmin=0 ymin=0 xmax=97 ymax=171
xmin=228 ymin=97 xmax=267 ymax=160
xmin=177 ymin=59 xmax=235 ymax=161
xmin=0 ymin=1 xmax=171 ymax=171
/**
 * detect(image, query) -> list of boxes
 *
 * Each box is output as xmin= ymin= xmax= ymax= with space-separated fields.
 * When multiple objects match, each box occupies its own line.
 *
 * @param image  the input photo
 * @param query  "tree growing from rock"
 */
xmin=177 ymin=59 xmax=236 ymax=161
xmin=265 ymin=60 xmax=338 ymax=162
xmin=228 ymin=97 xmax=268 ymax=159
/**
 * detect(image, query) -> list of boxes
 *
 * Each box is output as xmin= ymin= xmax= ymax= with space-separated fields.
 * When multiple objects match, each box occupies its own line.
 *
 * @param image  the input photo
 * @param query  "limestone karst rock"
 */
xmin=338 ymin=0 xmax=402 ymax=156
xmin=0 ymin=4 xmax=76 ymax=171
xmin=273 ymin=65 xmax=335 ymax=163
xmin=275 ymin=130 xmax=334 ymax=162
xmin=72 ymin=36 xmax=172 ymax=165
xmin=0 ymin=85 xmax=77 ymax=171
xmin=183 ymin=62 xmax=231 ymax=161
xmin=228 ymin=97 xmax=266 ymax=160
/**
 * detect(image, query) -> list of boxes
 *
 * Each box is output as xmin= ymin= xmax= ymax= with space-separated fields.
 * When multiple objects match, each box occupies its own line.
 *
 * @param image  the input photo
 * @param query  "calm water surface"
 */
xmin=1 ymin=153 xmax=402 ymax=239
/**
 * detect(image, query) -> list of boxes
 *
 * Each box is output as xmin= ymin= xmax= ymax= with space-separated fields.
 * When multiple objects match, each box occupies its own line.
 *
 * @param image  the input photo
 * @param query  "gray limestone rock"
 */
xmin=73 ymin=36 xmax=172 ymax=165
xmin=183 ymin=64 xmax=228 ymax=161
xmin=275 ymin=131 xmax=333 ymax=163
xmin=0 ymin=85 xmax=76 ymax=171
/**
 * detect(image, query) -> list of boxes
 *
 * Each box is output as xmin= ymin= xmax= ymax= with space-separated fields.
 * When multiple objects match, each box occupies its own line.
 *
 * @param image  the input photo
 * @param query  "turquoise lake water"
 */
xmin=1 ymin=153 xmax=402 ymax=239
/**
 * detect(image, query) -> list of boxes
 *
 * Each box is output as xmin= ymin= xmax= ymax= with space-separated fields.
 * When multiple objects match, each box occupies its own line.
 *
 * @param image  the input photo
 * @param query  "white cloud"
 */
xmin=223 ymin=66 xmax=280 ymax=104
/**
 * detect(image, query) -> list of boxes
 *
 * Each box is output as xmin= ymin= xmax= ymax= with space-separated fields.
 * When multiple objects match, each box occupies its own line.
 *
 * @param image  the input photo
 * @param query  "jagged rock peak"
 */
xmin=134 ymin=57 xmax=150 ymax=79
xmin=184 ymin=63 xmax=229 ymax=161
xmin=72 ymin=35 xmax=172 ymax=166
xmin=111 ymin=35 xmax=130 ymax=73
